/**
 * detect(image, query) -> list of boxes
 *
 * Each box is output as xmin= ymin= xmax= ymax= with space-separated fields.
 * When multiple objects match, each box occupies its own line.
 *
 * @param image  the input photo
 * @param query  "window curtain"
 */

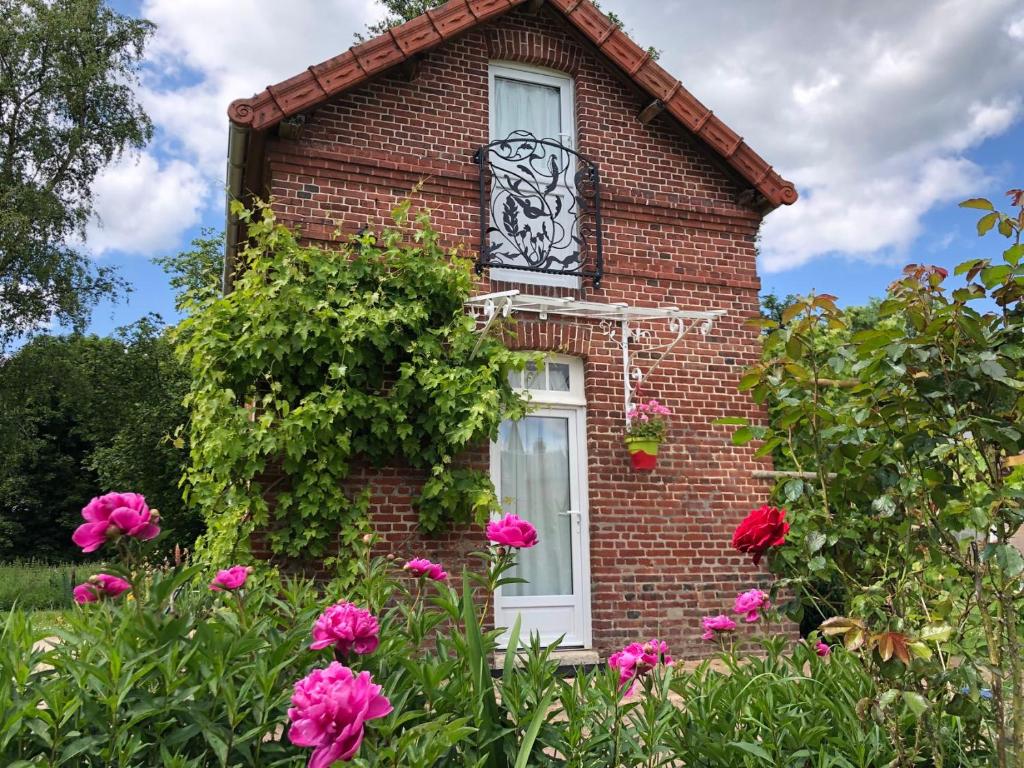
xmin=499 ymin=416 xmax=573 ymax=597
xmin=493 ymin=76 xmax=561 ymax=142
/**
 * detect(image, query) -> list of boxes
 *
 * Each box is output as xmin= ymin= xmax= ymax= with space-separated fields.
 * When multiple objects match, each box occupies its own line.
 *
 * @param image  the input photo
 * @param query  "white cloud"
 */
xmin=84 ymin=0 xmax=379 ymax=258
xmin=138 ymin=0 xmax=381 ymax=176
xmin=760 ymin=156 xmax=984 ymax=272
xmin=605 ymin=0 xmax=1024 ymax=272
xmin=86 ymin=153 xmax=208 ymax=256
xmin=1009 ymin=15 xmax=1024 ymax=40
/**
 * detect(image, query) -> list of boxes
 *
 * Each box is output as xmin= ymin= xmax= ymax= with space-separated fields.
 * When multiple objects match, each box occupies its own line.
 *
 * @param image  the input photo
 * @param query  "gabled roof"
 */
xmin=226 ymin=0 xmax=798 ymax=208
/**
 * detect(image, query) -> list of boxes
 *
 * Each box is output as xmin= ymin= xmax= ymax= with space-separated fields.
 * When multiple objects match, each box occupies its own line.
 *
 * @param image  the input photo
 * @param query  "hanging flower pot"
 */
xmin=624 ymin=398 xmax=672 ymax=472
xmin=625 ymin=436 xmax=660 ymax=470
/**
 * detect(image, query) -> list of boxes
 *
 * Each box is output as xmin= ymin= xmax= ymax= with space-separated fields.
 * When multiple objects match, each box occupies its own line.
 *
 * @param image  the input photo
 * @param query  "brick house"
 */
xmin=223 ymin=0 xmax=798 ymax=659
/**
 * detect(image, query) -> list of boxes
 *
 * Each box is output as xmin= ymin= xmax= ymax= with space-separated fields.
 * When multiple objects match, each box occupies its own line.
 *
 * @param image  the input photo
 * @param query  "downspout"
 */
xmin=223 ymin=122 xmax=250 ymax=294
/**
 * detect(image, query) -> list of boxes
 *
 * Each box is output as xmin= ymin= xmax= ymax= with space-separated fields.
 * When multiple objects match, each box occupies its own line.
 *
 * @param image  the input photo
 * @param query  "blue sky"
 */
xmin=78 ymin=0 xmax=1024 ymax=337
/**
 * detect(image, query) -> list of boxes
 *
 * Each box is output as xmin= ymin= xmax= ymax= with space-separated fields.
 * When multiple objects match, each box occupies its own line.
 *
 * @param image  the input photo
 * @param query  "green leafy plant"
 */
xmin=0 ymin=560 xmax=101 ymax=611
xmin=176 ymin=200 xmax=530 ymax=567
xmin=723 ymin=188 xmax=1024 ymax=766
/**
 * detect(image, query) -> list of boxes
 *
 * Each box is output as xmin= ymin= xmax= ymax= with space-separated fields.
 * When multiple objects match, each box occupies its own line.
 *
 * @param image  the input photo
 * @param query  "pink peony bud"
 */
xmin=288 ymin=662 xmax=392 ymax=766
xmin=403 ymin=558 xmax=448 ymax=582
xmin=815 ymin=640 xmax=831 ymax=657
xmin=310 ymin=602 xmax=380 ymax=656
xmin=486 ymin=514 xmax=538 ymax=549
xmin=209 ymin=565 xmax=253 ymax=591
xmin=73 ymin=573 xmax=132 ymax=604
xmin=72 ymin=492 xmax=160 ymax=553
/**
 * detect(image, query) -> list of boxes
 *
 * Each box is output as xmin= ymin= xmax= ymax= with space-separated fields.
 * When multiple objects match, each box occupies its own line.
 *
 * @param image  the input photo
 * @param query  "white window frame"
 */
xmin=510 ymin=354 xmax=587 ymax=407
xmin=488 ymin=62 xmax=580 ymax=290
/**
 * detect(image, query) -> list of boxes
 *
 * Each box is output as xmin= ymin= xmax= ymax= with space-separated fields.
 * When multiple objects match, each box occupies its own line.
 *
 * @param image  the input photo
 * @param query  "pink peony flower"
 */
xmin=701 ymin=614 xmax=737 ymax=641
xmin=209 ymin=565 xmax=253 ymax=591
xmin=486 ymin=514 xmax=538 ymax=549
xmin=403 ymin=558 xmax=448 ymax=582
xmin=73 ymin=573 xmax=132 ymax=604
xmin=732 ymin=505 xmax=789 ymax=565
xmin=733 ymin=589 xmax=770 ymax=623
xmin=815 ymin=640 xmax=831 ymax=657
xmin=310 ymin=602 xmax=380 ymax=655
xmin=608 ymin=638 xmax=673 ymax=688
xmin=288 ymin=662 xmax=392 ymax=767
xmin=72 ymin=492 xmax=160 ymax=553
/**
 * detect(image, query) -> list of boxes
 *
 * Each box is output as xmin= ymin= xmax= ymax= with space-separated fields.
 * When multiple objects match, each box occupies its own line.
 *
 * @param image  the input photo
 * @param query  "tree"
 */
xmin=0 ymin=0 xmax=153 ymax=349
xmin=357 ymin=0 xmax=444 ymax=41
xmin=0 ymin=319 xmax=199 ymax=560
xmin=152 ymin=228 xmax=224 ymax=314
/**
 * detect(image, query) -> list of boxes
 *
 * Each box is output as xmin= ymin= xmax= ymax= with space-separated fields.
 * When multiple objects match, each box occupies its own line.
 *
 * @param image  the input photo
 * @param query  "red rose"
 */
xmin=732 ymin=505 xmax=789 ymax=564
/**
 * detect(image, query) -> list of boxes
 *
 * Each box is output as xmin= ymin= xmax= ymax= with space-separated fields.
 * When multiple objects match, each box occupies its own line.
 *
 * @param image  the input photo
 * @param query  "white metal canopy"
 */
xmin=466 ymin=290 xmax=726 ymax=426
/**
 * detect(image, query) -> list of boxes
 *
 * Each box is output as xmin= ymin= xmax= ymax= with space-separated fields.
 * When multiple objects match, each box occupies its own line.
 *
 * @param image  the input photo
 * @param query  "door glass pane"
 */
xmin=499 ymin=416 xmax=573 ymax=597
xmin=548 ymin=362 xmax=571 ymax=391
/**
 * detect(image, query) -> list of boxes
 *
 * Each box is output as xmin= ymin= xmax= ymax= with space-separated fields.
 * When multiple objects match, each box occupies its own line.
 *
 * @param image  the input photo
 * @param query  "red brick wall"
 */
xmin=257 ymin=5 xmax=776 ymax=658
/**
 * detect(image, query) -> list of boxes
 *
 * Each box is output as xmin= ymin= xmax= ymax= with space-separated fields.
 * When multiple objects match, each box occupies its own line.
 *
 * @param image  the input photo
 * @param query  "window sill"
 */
xmin=489 ymin=268 xmax=582 ymax=290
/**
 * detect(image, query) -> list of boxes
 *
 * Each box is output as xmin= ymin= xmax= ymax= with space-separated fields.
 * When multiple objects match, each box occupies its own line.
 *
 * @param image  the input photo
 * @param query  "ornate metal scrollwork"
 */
xmin=474 ymin=131 xmax=603 ymax=287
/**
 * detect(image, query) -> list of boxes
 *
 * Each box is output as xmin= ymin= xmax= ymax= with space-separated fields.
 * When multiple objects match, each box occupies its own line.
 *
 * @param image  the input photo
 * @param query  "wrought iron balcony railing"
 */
xmin=474 ymin=131 xmax=603 ymax=288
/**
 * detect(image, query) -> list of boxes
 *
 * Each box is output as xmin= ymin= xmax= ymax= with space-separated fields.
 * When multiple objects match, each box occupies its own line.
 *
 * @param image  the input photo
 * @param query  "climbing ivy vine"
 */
xmin=176 ymin=200 xmax=530 ymax=568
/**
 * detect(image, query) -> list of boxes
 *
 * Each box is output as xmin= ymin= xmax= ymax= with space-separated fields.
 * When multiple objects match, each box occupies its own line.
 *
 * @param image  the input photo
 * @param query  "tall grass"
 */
xmin=0 ymin=560 xmax=102 ymax=611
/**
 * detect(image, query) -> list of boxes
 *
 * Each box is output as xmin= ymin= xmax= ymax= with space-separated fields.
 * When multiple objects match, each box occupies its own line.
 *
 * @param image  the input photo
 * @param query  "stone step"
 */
xmin=491 ymin=648 xmax=600 ymax=674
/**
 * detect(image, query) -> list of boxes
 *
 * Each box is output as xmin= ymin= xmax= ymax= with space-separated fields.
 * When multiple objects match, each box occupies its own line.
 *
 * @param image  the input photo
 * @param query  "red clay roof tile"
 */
xmin=226 ymin=0 xmax=798 ymax=207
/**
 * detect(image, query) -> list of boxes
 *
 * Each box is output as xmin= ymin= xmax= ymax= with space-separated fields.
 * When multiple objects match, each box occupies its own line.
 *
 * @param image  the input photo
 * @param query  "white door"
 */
xmin=493 ymin=404 xmax=591 ymax=648
xmin=488 ymin=63 xmax=579 ymax=288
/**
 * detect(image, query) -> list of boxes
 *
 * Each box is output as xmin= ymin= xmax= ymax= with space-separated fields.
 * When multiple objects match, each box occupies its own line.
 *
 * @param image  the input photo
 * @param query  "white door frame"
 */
xmin=491 ymin=401 xmax=593 ymax=649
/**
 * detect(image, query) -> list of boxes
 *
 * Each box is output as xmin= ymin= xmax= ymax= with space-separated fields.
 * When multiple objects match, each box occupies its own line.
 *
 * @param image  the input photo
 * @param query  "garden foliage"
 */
xmin=2 ymin=493 xmax=976 ymax=767
xmin=0 ymin=319 xmax=197 ymax=559
xmin=177 ymin=201 xmax=530 ymax=569
xmin=729 ymin=189 xmax=1024 ymax=765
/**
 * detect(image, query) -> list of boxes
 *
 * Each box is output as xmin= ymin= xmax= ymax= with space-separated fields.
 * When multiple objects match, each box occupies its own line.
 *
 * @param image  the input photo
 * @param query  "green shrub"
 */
xmin=0 ymin=560 xmax=101 ymax=611
xmin=3 ymin=565 xmax=322 ymax=767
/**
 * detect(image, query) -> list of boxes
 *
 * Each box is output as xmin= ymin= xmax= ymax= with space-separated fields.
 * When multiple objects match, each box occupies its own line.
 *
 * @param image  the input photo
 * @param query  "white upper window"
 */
xmin=487 ymin=63 xmax=580 ymax=290
xmin=509 ymin=354 xmax=585 ymax=406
